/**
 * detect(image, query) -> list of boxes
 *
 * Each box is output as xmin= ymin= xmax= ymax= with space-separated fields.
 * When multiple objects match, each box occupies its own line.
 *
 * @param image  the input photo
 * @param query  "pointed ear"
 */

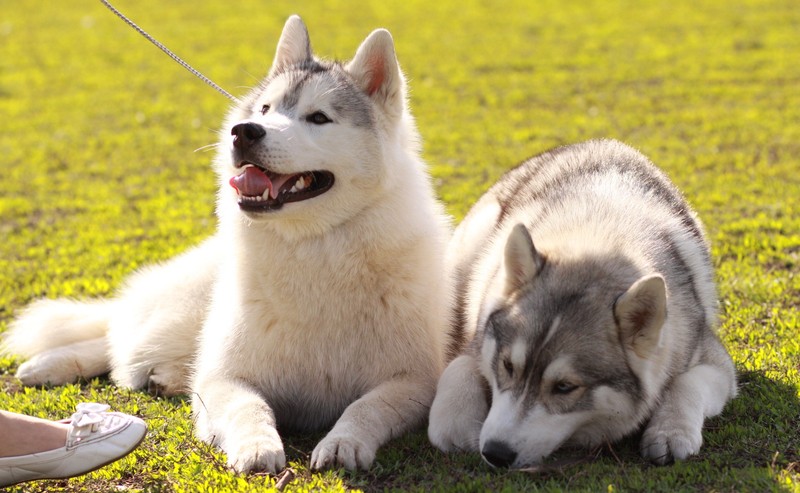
xmin=503 ymin=224 xmax=544 ymax=295
xmin=345 ymin=29 xmax=404 ymax=115
xmin=614 ymin=274 xmax=667 ymax=358
xmin=269 ymin=15 xmax=312 ymax=76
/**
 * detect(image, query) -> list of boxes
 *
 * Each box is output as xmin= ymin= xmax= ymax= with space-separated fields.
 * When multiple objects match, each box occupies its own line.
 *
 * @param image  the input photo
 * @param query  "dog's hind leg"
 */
xmin=15 ymin=337 xmax=110 ymax=386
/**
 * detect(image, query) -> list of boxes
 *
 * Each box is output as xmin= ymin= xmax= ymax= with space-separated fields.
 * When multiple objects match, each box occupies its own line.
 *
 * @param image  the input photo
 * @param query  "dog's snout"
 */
xmin=231 ymin=122 xmax=266 ymax=151
xmin=481 ymin=440 xmax=517 ymax=468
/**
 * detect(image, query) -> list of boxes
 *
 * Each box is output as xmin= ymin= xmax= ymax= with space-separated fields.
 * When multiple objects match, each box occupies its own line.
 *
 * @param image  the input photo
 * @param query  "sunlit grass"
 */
xmin=1 ymin=0 xmax=798 ymax=491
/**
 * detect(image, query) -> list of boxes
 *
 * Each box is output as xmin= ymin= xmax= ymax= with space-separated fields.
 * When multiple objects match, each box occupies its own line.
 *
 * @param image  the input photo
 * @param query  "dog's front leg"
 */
xmin=427 ymin=354 xmax=488 ymax=452
xmin=310 ymin=374 xmax=434 ymax=470
xmin=640 ymin=361 xmax=737 ymax=465
xmin=193 ymin=376 xmax=285 ymax=474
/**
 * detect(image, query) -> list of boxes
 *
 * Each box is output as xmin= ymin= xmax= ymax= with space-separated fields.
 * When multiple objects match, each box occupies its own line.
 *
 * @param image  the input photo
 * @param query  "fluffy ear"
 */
xmin=614 ymin=274 xmax=667 ymax=358
xmin=503 ymin=224 xmax=544 ymax=295
xmin=345 ymin=29 xmax=404 ymax=115
xmin=269 ymin=15 xmax=312 ymax=76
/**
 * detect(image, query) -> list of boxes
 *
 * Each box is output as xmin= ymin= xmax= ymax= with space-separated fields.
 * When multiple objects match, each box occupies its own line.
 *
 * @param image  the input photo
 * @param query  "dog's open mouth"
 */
xmin=229 ymin=163 xmax=334 ymax=212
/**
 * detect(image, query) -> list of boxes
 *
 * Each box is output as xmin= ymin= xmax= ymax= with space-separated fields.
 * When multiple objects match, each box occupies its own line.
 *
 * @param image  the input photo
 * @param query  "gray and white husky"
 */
xmin=428 ymin=139 xmax=737 ymax=468
xmin=4 ymin=17 xmax=451 ymax=473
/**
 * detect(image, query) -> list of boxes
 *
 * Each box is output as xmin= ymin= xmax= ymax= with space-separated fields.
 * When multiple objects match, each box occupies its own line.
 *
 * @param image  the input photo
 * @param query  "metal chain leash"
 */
xmin=99 ymin=0 xmax=240 ymax=103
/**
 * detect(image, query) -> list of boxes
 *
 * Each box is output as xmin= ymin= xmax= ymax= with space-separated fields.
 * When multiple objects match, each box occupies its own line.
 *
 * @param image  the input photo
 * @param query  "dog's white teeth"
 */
xmin=241 ymin=195 xmax=264 ymax=203
xmin=288 ymin=176 xmax=307 ymax=194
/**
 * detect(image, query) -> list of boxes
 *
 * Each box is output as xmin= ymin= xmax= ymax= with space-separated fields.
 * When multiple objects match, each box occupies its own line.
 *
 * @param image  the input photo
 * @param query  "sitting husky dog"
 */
xmin=428 ymin=139 xmax=737 ymax=468
xmin=4 ymin=16 xmax=451 ymax=473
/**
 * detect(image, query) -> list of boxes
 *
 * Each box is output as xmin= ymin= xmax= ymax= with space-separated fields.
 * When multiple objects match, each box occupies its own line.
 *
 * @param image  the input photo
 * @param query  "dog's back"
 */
xmin=451 ymin=139 xmax=716 ymax=350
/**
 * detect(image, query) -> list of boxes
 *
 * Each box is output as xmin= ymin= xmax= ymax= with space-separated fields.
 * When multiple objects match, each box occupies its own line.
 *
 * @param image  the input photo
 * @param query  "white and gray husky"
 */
xmin=3 ymin=17 xmax=452 ymax=473
xmin=429 ymin=139 xmax=737 ymax=468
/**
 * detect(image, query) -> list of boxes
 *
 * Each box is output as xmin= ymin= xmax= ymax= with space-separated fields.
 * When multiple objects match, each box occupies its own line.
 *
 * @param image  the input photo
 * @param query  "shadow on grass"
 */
xmin=713 ymin=370 xmax=800 ymax=466
xmin=1 ymin=367 xmax=796 ymax=492
xmin=301 ymin=369 xmax=800 ymax=492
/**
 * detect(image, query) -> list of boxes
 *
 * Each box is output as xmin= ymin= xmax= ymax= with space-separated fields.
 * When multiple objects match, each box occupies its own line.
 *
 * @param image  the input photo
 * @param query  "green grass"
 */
xmin=1 ymin=0 xmax=798 ymax=491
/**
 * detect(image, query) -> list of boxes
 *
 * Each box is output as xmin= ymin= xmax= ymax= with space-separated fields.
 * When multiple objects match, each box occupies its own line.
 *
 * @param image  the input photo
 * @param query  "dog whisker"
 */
xmin=195 ymin=143 xmax=221 ymax=153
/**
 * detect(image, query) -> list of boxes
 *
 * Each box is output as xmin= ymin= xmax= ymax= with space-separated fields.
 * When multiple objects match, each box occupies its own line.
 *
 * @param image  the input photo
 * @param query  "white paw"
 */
xmin=428 ymin=411 xmax=482 ymax=453
xmin=311 ymin=432 xmax=376 ymax=471
xmin=147 ymin=362 xmax=189 ymax=396
xmin=428 ymin=380 xmax=486 ymax=452
xmin=15 ymin=353 xmax=79 ymax=386
xmin=427 ymin=354 xmax=488 ymax=453
xmin=225 ymin=429 xmax=286 ymax=474
xmin=640 ymin=418 xmax=703 ymax=465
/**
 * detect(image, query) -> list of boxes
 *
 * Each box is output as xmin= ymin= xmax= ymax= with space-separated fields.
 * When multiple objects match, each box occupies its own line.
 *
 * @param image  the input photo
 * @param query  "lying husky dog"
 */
xmin=428 ymin=139 xmax=737 ymax=468
xmin=4 ymin=16 xmax=451 ymax=473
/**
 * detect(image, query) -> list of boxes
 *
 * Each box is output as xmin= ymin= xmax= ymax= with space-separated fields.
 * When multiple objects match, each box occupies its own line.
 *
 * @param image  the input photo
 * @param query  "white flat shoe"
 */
xmin=0 ymin=403 xmax=147 ymax=487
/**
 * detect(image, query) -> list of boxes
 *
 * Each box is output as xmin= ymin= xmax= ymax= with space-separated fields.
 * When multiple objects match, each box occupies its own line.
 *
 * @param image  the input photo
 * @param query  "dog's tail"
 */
xmin=3 ymin=298 xmax=113 ymax=357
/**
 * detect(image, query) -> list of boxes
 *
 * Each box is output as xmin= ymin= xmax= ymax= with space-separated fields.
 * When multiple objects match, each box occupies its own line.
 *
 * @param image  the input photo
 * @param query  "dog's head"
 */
xmin=476 ymin=224 xmax=668 ymax=468
xmin=215 ymin=16 xmax=417 ymax=236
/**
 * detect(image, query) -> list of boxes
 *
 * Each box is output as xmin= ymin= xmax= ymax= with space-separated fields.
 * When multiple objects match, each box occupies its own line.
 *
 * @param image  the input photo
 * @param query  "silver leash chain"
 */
xmin=99 ymin=0 xmax=240 ymax=103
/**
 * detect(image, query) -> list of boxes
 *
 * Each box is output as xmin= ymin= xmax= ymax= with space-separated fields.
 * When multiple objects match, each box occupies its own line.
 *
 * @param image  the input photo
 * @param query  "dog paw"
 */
xmin=640 ymin=420 xmax=702 ymax=465
xmin=428 ymin=384 xmax=485 ymax=452
xmin=16 ymin=353 xmax=77 ymax=386
xmin=310 ymin=432 xmax=376 ymax=471
xmin=427 ymin=354 xmax=488 ymax=453
xmin=147 ymin=363 xmax=189 ymax=397
xmin=428 ymin=414 xmax=482 ymax=453
xmin=225 ymin=430 xmax=286 ymax=474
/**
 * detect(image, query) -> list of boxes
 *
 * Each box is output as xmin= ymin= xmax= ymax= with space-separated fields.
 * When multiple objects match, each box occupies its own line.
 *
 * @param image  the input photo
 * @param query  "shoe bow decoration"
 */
xmin=66 ymin=403 xmax=111 ymax=448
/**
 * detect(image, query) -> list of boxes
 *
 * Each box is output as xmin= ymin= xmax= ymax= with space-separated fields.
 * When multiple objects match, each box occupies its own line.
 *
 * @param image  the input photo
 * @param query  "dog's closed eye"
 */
xmin=552 ymin=381 xmax=578 ymax=395
xmin=502 ymin=358 xmax=514 ymax=378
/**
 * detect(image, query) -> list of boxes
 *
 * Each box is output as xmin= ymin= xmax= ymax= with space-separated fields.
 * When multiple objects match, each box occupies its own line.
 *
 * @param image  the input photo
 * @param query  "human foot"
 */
xmin=0 ymin=403 xmax=146 ymax=487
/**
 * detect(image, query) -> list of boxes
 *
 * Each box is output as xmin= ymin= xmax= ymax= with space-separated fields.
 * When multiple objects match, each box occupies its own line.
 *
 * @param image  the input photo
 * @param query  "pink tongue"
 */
xmin=229 ymin=167 xmax=272 ymax=197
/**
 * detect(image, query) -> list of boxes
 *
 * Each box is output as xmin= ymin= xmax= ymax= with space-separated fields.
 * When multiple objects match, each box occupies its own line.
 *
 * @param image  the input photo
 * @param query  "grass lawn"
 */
xmin=1 ymin=0 xmax=798 ymax=491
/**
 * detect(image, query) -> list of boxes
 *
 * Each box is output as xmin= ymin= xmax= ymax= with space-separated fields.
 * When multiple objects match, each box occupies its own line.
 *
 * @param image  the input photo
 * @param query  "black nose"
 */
xmin=481 ymin=440 xmax=517 ymax=468
xmin=231 ymin=122 xmax=266 ymax=150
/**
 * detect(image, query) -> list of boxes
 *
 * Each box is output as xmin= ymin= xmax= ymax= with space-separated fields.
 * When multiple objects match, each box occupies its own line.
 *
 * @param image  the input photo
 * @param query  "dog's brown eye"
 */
xmin=306 ymin=111 xmax=332 ymax=125
xmin=553 ymin=381 xmax=578 ymax=395
xmin=260 ymin=104 xmax=270 ymax=115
